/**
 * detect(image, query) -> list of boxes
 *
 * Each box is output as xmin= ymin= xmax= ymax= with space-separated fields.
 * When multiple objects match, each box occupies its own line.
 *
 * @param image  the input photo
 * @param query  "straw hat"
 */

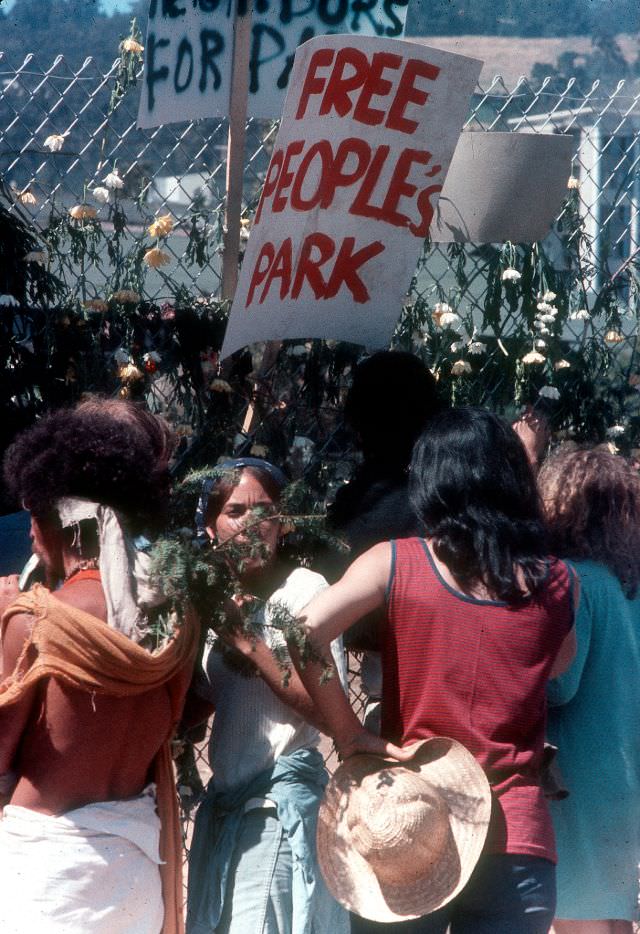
xmin=316 ymin=737 xmax=491 ymax=922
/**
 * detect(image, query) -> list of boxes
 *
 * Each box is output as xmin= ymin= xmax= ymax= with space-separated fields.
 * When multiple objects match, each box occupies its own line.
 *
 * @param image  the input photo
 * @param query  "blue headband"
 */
xmin=195 ymin=457 xmax=288 ymax=542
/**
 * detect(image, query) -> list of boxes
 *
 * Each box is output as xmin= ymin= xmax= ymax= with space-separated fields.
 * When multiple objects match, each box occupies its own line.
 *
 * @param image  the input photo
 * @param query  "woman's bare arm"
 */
xmin=289 ymin=543 xmax=412 ymax=761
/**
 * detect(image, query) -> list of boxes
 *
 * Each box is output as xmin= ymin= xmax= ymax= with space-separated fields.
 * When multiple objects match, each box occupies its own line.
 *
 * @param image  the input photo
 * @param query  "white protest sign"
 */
xmin=431 ymin=132 xmax=574 ymax=243
xmin=221 ymin=35 xmax=482 ymax=358
xmin=138 ymin=0 xmax=411 ymax=127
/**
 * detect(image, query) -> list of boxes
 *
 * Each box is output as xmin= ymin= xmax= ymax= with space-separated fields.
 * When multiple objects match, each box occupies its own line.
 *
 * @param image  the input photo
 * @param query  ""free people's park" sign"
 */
xmin=137 ymin=0 xmax=411 ymax=126
xmin=220 ymin=34 xmax=482 ymax=357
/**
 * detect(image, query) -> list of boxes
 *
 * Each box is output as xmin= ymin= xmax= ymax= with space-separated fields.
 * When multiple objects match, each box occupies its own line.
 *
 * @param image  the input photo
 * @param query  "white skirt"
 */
xmin=0 ymin=787 xmax=164 ymax=933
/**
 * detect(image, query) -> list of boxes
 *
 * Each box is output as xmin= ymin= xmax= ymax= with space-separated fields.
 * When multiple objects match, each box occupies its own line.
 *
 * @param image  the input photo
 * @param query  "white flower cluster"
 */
xmin=501 ymin=267 xmax=521 ymax=283
xmin=533 ymin=292 xmax=559 ymax=338
xmin=432 ymin=302 xmax=462 ymax=331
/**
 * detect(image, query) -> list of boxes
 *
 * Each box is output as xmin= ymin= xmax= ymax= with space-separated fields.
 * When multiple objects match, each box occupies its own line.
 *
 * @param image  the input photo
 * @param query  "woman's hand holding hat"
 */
xmin=336 ymin=726 xmax=416 ymax=762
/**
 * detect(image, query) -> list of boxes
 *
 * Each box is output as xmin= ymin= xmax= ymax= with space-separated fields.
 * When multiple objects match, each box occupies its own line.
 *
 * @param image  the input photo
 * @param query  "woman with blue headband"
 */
xmin=186 ymin=457 xmax=349 ymax=934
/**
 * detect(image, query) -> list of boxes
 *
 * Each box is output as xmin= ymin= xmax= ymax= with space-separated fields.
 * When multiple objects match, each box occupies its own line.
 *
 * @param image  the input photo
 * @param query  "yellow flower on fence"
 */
xmin=121 ymin=38 xmax=144 ymax=54
xmin=17 ymin=189 xmax=37 ymax=205
xmin=148 ymin=215 xmax=174 ymax=238
xmin=143 ymin=248 xmax=171 ymax=268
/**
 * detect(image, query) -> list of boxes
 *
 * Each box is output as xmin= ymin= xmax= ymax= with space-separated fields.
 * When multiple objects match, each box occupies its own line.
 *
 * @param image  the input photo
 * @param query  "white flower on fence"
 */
xmin=539 ymin=386 xmax=560 ymax=400
xmin=103 ymin=168 xmax=124 ymax=190
xmin=468 ymin=341 xmax=487 ymax=355
xmin=567 ymin=176 xmax=580 ymax=190
xmin=522 ymin=350 xmax=546 ymax=365
xmin=536 ymin=302 xmax=557 ymax=316
xmin=0 ymin=294 xmax=19 ymax=307
xmin=542 ymin=291 xmax=557 ymax=302
xmin=554 ymin=359 xmax=571 ymax=370
xmin=438 ymin=311 xmax=461 ymax=329
xmin=569 ymin=309 xmax=590 ymax=321
xmin=604 ymin=330 xmax=624 ymax=344
xmin=451 ymin=359 xmax=472 ymax=376
xmin=92 ymin=186 xmax=111 ymax=204
xmin=501 ymin=267 xmax=521 ymax=282
xmin=43 ymin=133 xmax=65 ymax=152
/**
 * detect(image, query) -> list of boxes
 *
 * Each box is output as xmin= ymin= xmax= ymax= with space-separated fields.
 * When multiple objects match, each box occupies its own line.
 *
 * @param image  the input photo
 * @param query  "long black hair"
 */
xmin=410 ymin=407 xmax=548 ymax=604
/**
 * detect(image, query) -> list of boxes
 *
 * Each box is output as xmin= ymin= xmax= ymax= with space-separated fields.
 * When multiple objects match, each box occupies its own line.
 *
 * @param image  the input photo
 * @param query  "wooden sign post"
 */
xmin=221 ymin=0 xmax=254 ymax=302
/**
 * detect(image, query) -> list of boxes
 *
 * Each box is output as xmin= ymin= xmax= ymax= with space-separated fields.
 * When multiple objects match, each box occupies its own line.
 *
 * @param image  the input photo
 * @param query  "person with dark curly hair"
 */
xmin=0 ymin=401 xmax=198 ymax=934
xmin=539 ymin=445 xmax=640 ymax=934
xmin=290 ymin=408 xmax=577 ymax=933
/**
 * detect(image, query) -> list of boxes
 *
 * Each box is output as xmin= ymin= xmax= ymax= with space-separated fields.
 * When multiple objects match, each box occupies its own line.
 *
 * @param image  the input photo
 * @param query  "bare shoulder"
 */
xmin=346 ymin=541 xmax=393 ymax=580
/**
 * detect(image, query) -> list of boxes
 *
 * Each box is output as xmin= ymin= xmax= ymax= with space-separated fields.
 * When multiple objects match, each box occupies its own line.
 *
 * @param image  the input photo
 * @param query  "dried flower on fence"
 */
xmin=92 ymin=186 xmax=111 ymax=204
xmin=83 ymin=299 xmax=109 ymax=313
xmin=43 ymin=134 xmax=65 ymax=152
xmin=69 ymin=204 xmax=97 ymax=221
xmin=144 ymin=247 xmax=171 ymax=268
xmin=522 ymin=351 xmax=546 ymax=365
xmin=148 ymin=214 xmax=174 ymax=238
xmin=501 ymin=267 xmax=521 ymax=282
xmin=451 ymin=359 xmax=472 ymax=376
xmin=103 ymin=169 xmax=124 ymax=190
xmin=112 ymin=289 xmax=141 ymax=304
xmin=17 ymin=189 xmax=37 ymax=205
xmin=121 ymin=38 xmax=144 ymax=54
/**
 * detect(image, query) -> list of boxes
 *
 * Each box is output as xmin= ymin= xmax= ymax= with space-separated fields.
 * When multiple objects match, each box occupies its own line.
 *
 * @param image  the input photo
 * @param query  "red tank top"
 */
xmin=382 ymin=537 xmax=574 ymax=862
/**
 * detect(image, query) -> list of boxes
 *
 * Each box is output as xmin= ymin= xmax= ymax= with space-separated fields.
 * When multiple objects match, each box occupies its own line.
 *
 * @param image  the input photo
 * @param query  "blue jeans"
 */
xmin=215 ymin=809 xmax=291 ymax=934
xmin=214 ymin=808 xmax=349 ymax=934
xmin=350 ymin=855 xmax=556 ymax=934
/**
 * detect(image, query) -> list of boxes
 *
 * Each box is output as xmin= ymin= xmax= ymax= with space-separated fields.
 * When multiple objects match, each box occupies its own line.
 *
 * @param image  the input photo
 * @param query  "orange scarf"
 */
xmin=1 ymin=584 xmax=199 ymax=934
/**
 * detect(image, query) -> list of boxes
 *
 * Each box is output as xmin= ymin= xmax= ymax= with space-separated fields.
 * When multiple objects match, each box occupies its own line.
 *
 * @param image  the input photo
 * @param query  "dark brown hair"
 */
xmin=4 ymin=400 xmax=172 ymax=533
xmin=205 ymin=466 xmax=283 ymax=528
xmin=539 ymin=444 xmax=640 ymax=598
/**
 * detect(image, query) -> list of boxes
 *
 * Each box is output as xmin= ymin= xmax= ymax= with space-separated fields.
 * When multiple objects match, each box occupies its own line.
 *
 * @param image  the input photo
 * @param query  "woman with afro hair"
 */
xmin=0 ymin=400 xmax=198 ymax=934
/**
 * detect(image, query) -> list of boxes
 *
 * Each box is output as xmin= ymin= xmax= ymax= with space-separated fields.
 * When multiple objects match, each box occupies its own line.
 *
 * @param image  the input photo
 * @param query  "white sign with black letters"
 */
xmin=137 ymin=0 xmax=411 ymax=127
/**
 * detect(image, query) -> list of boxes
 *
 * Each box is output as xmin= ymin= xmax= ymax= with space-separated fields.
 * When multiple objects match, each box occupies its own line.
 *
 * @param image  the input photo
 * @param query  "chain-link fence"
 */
xmin=3 ymin=49 xmax=640 ymax=909
xmin=3 ymin=52 xmax=640 ymax=445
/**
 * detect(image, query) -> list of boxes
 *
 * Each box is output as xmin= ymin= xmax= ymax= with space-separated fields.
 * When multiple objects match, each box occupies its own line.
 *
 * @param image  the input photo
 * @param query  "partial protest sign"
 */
xmin=431 ymin=132 xmax=574 ymax=243
xmin=221 ymin=34 xmax=482 ymax=358
xmin=137 ymin=0 xmax=411 ymax=127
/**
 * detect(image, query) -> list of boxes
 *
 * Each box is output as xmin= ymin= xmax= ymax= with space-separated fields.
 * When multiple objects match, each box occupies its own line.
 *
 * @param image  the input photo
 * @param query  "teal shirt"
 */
xmin=547 ymin=560 xmax=640 ymax=921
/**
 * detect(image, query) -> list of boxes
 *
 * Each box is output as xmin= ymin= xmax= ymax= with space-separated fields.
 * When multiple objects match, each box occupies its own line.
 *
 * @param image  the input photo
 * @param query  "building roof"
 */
xmin=411 ymin=34 xmax=640 ymax=87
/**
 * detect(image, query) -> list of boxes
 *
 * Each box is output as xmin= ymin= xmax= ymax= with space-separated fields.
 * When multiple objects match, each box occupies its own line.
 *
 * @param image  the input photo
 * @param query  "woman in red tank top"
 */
xmin=291 ymin=408 xmax=576 ymax=934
